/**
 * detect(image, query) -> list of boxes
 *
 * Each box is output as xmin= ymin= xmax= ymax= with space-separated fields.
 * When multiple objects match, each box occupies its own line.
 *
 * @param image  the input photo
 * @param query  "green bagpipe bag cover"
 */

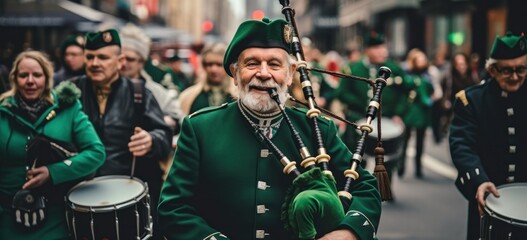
xmin=281 ymin=167 xmax=345 ymax=239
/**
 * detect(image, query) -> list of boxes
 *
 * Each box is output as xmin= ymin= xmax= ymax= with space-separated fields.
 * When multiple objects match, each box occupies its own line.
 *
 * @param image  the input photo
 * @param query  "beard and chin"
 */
xmin=237 ymin=76 xmax=289 ymax=114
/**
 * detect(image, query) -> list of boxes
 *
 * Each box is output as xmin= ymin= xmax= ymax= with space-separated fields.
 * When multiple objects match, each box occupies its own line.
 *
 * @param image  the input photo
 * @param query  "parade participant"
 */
xmin=177 ymin=42 xmax=236 ymax=116
xmin=399 ymin=49 xmax=442 ymax=178
xmin=158 ymin=17 xmax=381 ymax=240
xmin=336 ymin=31 xmax=411 ymax=181
xmin=120 ymin=23 xmax=183 ymax=134
xmin=450 ymin=32 xmax=527 ymax=240
xmin=167 ymin=52 xmax=193 ymax=93
xmin=0 ymin=50 xmax=105 ymax=239
xmin=72 ymin=29 xmax=172 ymax=239
xmin=54 ymin=34 xmax=86 ymax=85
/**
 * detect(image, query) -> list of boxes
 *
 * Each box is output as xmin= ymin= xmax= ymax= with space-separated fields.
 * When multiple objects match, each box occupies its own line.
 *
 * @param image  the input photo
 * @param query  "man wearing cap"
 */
xmin=166 ymin=53 xmax=194 ymax=92
xmin=54 ymin=34 xmax=86 ymax=85
xmin=449 ymin=32 xmax=527 ymax=240
xmin=158 ymin=17 xmax=381 ymax=240
xmin=335 ymin=31 xmax=412 ymax=181
xmin=72 ymin=28 xmax=172 ymax=239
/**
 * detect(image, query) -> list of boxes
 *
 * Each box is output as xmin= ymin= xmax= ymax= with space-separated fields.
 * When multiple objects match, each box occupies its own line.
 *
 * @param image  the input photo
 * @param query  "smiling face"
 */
xmin=488 ymin=55 xmax=527 ymax=92
xmin=231 ymin=47 xmax=296 ymax=113
xmin=16 ymin=57 xmax=47 ymax=102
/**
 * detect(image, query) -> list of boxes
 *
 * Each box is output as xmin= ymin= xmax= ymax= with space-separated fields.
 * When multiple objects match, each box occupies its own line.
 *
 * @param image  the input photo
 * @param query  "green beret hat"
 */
xmin=60 ymin=35 xmax=84 ymax=55
xmin=223 ymin=17 xmax=292 ymax=77
xmin=365 ymin=31 xmax=385 ymax=47
xmin=490 ymin=32 xmax=527 ymax=59
xmin=84 ymin=29 xmax=121 ymax=50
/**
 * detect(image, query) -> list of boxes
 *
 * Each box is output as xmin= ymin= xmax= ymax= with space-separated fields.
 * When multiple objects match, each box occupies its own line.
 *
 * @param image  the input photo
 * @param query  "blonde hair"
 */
xmin=0 ymin=50 xmax=54 ymax=103
xmin=200 ymin=42 xmax=228 ymax=66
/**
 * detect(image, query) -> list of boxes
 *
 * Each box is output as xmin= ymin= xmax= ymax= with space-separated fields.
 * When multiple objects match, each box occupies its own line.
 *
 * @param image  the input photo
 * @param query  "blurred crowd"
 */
xmin=0 ymin=25 xmax=486 ymax=181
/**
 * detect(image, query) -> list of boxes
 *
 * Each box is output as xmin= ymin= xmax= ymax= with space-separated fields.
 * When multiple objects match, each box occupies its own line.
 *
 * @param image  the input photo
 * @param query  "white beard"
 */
xmin=237 ymin=76 xmax=289 ymax=114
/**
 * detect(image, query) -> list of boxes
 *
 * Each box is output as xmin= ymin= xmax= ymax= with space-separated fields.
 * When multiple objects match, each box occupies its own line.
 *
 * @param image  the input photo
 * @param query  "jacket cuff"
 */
xmin=340 ymin=210 xmax=378 ymax=240
xmin=203 ymin=232 xmax=229 ymax=240
xmin=455 ymin=167 xmax=489 ymax=200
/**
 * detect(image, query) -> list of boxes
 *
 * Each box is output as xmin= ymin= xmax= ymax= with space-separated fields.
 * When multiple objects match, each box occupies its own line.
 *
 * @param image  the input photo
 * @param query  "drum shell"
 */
xmin=481 ymin=183 xmax=527 ymax=240
xmin=66 ymin=175 xmax=153 ymax=240
xmin=359 ymin=117 xmax=405 ymax=161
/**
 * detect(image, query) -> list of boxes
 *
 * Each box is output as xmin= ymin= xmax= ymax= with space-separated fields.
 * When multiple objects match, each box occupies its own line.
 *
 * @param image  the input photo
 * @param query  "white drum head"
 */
xmin=485 ymin=183 xmax=527 ymax=226
xmin=358 ymin=117 xmax=404 ymax=140
xmin=68 ymin=176 xmax=146 ymax=207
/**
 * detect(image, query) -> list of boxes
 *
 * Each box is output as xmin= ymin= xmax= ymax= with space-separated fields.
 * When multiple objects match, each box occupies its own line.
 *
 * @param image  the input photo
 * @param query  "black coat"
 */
xmin=73 ymin=75 xmax=172 ymax=179
xmin=449 ymin=78 xmax=527 ymax=239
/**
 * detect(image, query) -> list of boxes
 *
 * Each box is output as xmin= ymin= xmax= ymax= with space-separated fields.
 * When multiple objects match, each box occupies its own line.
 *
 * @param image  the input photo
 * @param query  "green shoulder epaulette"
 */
xmin=455 ymin=90 xmax=469 ymax=106
xmin=188 ymin=103 xmax=229 ymax=118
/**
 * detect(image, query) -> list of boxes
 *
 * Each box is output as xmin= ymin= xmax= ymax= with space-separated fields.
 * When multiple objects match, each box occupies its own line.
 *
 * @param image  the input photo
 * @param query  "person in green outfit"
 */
xmin=158 ymin=17 xmax=381 ymax=240
xmin=335 ymin=31 xmax=412 ymax=181
xmin=0 ymin=50 xmax=105 ymax=239
xmin=166 ymin=52 xmax=194 ymax=93
xmin=177 ymin=42 xmax=237 ymax=116
xmin=398 ymin=48 xmax=443 ymax=178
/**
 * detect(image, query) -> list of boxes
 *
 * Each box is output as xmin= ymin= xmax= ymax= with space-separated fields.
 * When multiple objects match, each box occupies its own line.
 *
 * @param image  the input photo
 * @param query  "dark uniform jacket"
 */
xmin=449 ymin=78 xmax=527 ymax=239
xmin=159 ymin=102 xmax=382 ymax=240
xmin=73 ymin=75 xmax=172 ymax=179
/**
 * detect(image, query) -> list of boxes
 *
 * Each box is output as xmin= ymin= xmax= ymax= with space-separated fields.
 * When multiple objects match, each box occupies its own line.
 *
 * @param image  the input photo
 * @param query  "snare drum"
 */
xmin=66 ymin=176 xmax=153 ymax=240
xmin=481 ymin=183 xmax=527 ymax=240
xmin=358 ymin=117 xmax=405 ymax=162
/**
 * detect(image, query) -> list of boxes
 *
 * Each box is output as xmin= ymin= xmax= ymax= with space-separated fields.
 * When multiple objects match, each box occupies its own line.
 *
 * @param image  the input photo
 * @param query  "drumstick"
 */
xmin=130 ymin=156 xmax=136 ymax=179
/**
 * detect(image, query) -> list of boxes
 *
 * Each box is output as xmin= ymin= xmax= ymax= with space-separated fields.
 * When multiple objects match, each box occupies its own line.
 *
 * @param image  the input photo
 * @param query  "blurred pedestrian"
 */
xmin=177 ymin=42 xmax=236 ymax=116
xmin=336 ymin=31 xmax=411 ymax=182
xmin=167 ymin=52 xmax=193 ymax=93
xmin=53 ymin=35 xmax=86 ymax=85
xmin=450 ymin=32 xmax=527 ymax=240
xmin=399 ymin=49 xmax=442 ymax=178
xmin=120 ymin=23 xmax=183 ymax=134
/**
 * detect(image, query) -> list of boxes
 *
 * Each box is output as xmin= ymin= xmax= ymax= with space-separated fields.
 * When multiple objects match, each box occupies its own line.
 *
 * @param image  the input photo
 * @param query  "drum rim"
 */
xmin=484 ymin=183 xmax=527 ymax=227
xmin=358 ymin=117 xmax=406 ymax=141
xmin=67 ymin=175 xmax=149 ymax=213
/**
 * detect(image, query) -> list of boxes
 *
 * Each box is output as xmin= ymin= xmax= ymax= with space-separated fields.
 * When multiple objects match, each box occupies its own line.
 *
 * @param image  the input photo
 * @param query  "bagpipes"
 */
xmin=254 ymin=0 xmax=394 ymax=238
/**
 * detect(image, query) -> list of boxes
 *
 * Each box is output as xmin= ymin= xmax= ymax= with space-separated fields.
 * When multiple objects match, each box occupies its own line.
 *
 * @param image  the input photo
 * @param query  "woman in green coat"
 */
xmin=0 ymin=51 xmax=105 ymax=239
xmin=399 ymin=49 xmax=442 ymax=178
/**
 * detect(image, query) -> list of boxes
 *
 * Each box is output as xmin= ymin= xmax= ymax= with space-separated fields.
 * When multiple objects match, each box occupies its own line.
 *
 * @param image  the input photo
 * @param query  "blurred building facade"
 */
xmin=2 ymin=0 xmax=525 ymax=69
xmin=289 ymin=0 xmax=525 ymax=63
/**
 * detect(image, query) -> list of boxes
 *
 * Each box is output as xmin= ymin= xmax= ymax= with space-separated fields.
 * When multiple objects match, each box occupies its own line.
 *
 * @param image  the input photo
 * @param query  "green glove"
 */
xmin=281 ymin=168 xmax=345 ymax=239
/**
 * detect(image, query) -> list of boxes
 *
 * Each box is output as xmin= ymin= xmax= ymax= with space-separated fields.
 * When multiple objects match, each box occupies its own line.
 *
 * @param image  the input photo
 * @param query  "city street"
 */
xmin=371 ymin=130 xmax=468 ymax=240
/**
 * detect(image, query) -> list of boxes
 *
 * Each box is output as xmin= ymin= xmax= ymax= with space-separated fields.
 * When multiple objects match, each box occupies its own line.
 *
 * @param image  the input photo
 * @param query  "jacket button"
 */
xmin=257 ymin=181 xmax=270 ymax=190
xmin=256 ymin=230 xmax=269 ymax=239
xmin=257 ymin=205 xmax=269 ymax=214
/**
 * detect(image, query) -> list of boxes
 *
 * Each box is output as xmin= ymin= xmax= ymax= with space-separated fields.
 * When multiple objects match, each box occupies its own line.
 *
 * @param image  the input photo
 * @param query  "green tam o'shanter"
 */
xmin=223 ymin=17 xmax=292 ymax=77
xmin=60 ymin=35 xmax=84 ymax=55
xmin=490 ymin=32 xmax=527 ymax=60
xmin=84 ymin=29 xmax=121 ymax=50
xmin=364 ymin=31 xmax=385 ymax=47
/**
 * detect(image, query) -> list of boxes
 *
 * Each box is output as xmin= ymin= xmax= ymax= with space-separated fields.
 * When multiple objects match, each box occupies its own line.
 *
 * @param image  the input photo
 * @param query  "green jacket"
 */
xmin=402 ymin=72 xmax=434 ymax=128
xmin=336 ymin=58 xmax=413 ymax=122
xmin=0 ymin=86 xmax=105 ymax=239
xmin=158 ymin=102 xmax=381 ymax=240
